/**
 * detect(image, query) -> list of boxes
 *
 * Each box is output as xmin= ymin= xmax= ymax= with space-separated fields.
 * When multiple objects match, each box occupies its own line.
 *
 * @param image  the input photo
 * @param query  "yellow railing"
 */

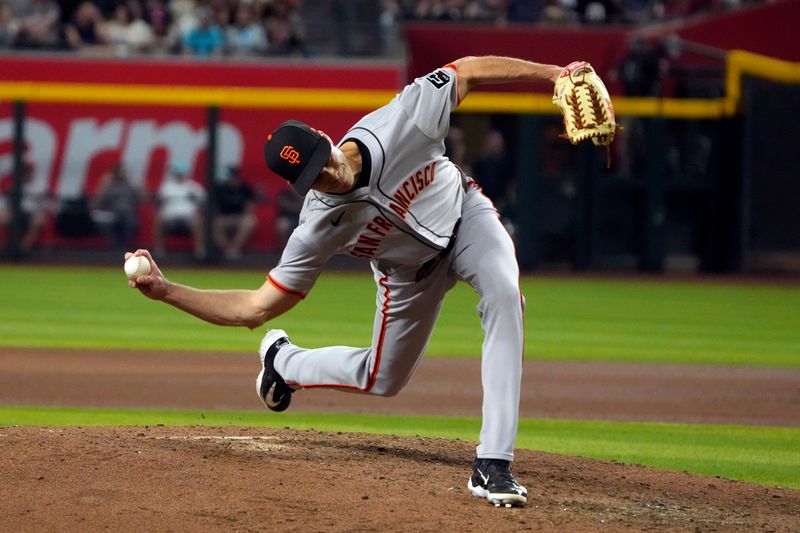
xmin=0 ymin=50 xmax=797 ymax=118
xmin=724 ymin=50 xmax=800 ymax=115
xmin=0 ymin=82 xmax=395 ymax=110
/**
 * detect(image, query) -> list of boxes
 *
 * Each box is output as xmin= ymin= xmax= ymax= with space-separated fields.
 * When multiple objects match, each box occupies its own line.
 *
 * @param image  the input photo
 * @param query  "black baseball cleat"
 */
xmin=467 ymin=458 xmax=528 ymax=507
xmin=256 ymin=329 xmax=294 ymax=412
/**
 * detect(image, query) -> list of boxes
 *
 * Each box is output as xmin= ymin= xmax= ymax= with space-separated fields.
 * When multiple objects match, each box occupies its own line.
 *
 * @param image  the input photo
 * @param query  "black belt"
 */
xmin=415 ymin=218 xmax=461 ymax=282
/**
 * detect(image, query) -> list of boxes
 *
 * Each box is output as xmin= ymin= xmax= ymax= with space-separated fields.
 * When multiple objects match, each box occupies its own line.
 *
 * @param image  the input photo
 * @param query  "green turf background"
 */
xmin=2 ymin=406 xmax=798 ymax=489
xmin=1 ymin=265 xmax=798 ymax=488
xmin=1 ymin=265 xmax=798 ymax=366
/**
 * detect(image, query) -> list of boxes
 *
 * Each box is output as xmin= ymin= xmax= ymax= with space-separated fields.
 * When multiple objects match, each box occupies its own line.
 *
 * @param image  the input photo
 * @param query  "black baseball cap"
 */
xmin=264 ymin=120 xmax=331 ymax=195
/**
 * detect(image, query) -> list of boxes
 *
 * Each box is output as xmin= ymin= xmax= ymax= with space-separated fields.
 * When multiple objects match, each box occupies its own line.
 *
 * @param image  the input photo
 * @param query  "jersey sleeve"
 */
xmin=267 ymin=227 xmax=330 ymax=297
xmin=396 ymin=65 xmax=459 ymax=140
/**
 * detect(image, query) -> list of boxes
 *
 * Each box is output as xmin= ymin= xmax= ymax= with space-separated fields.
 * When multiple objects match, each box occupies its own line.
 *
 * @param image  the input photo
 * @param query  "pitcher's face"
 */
xmin=312 ymin=133 xmax=355 ymax=194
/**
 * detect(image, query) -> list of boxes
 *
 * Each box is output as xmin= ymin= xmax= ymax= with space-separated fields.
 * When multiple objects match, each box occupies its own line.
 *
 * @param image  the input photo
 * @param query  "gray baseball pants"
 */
xmin=274 ymin=186 xmax=524 ymax=461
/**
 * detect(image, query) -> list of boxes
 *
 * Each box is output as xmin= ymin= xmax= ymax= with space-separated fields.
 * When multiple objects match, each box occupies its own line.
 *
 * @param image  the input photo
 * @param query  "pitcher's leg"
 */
xmin=274 ymin=267 xmax=452 ymax=396
xmin=452 ymin=191 xmax=524 ymax=461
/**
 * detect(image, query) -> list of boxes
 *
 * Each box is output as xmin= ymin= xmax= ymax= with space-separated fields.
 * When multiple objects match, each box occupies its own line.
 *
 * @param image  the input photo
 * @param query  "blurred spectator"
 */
xmin=13 ymin=0 xmax=60 ymax=49
xmin=213 ymin=3 xmax=231 ymax=29
xmin=610 ymin=37 xmax=668 ymax=174
xmin=444 ymin=125 xmax=468 ymax=172
xmin=463 ymin=0 xmax=499 ymax=20
xmin=0 ymin=2 xmax=17 ymax=48
xmin=91 ymin=162 xmax=141 ymax=250
xmin=615 ymin=36 xmax=667 ymax=96
xmin=64 ymin=1 xmax=109 ymax=51
xmin=106 ymin=2 xmax=154 ymax=56
xmin=576 ymin=0 xmax=626 ymax=22
xmin=273 ymin=187 xmax=303 ymax=248
xmin=169 ymin=0 xmax=198 ymax=37
xmin=404 ymin=0 xmax=512 ymax=23
xmin=0 ymin=171 xmax=10 ymax=248
xmin=473 ymin=130 xmax=515 ymax=210
xmin=264 ymin=0 xmax=308 ymax=56
xmin=506 ymin=0 xmax=546 ymax=22
xmin=0 ymin=0 xmax=763 ymax=61
xmin=183 ymin=6 xmax=224 ymax=56
xmin=226 ymin=2 xmax=267 ymax=56
xmin=146 ymin=0 xmax=181 ymax=54
xmin=212 ymin=165 xmax=257 ymax=260
xmin=0 ymin=163 xmax=51 ymax=255
xmin=542 ymin=0 xmax=579 ymax=23
xmin=0 ymin=181 xmax=7 ymax=216
xmin=622 ymin=0 xmax=659 ymax=23
xmin=55 ymin=195 xmax=96 ymax=238
xmin=21 ymin=164 xmax=51 ymax=253
xmin=483 ymin=0 xmax=511 ymax=23
xmin=154 ymin=161 xmax=206 ymax=258
xmin=409 ymin=0 xmax=436 ymax=19
xmin=401 ymin=0 xmax=691 ymax=24
xmin=473 ymin=129 xmax=518 ymax=238
xmin=379 ymin=0 xmax=401 ymax=55
xmin=582 ymin=1 xmax=604 ymax=21
xmin=409 ymin=0 xmax=480 ymax=20
xmin=435 ymin=0 xmax=462 ymax=20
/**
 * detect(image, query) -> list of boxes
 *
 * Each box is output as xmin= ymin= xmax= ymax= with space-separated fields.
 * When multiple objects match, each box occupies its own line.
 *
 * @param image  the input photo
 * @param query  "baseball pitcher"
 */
xmin=127 ymin=55 xmax=608 ymax=508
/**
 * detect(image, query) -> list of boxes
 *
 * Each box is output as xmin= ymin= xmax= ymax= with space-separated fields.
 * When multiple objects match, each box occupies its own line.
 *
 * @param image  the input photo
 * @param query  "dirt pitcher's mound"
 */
xmin=1 ymin=427 xmax=798 ymax=532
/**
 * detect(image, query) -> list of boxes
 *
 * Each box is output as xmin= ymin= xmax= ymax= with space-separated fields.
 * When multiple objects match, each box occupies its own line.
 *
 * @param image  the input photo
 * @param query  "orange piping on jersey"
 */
xmin=294 ymin=275 xmax=390 ymax=392
xmin=468 ymin=179 xmax=502 ymax=221
xmin=267 ymin=274 xmax=306 ymax=299
xmin=367 ymin=274 xmax=391 ymax=389
xmin=442 ymin=62 xmax=462 ymax=106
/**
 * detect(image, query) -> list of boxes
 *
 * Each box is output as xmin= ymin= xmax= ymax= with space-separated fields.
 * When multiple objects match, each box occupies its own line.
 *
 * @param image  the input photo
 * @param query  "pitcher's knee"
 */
xmin=370 ymin=376 xmax=408 ymax=397
xmin=481 ymin=279 xmax=522 ymax=310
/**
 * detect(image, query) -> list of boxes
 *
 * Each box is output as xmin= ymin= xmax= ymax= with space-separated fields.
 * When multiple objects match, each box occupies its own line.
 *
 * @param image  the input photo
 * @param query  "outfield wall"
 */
xmin=0 ymin=56 xmax=401 ymax=251
xmin=1 ymin=48 xmax=798 ymax=271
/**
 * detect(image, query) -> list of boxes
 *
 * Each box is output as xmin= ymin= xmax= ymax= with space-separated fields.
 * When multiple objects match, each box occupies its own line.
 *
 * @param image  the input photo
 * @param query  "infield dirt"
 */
xmin=2 ymin=426 xmax=799 ymax=532
xmin=1 ymin=347 xmax=799 ymax=532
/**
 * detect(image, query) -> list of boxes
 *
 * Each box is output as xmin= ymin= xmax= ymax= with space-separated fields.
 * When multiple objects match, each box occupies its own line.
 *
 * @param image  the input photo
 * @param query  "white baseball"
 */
xmin=124 ymin=255 xmax=151 ymax=279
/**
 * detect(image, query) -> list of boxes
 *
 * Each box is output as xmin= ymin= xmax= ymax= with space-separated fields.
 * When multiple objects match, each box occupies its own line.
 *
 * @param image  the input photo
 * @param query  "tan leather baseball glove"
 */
xmin=553 ymin=61 xmax=620 ymax=147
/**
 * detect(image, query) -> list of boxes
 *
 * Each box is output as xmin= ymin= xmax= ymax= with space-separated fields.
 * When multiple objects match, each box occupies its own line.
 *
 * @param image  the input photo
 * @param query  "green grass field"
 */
xmin=1 ymin=265 xmax=798 ymax=365
xmin=1 ymin=265 xmax=798 ymax=489
xmin=2 ymin=406 xmax=798 ymax=489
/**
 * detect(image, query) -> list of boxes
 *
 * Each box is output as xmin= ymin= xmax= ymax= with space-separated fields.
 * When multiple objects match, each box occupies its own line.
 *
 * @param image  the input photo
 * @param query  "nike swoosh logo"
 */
xmin=331 ymin=212 xmax=345 ymax=226
xmin=265 ymin=382 xmax=283 ymax=407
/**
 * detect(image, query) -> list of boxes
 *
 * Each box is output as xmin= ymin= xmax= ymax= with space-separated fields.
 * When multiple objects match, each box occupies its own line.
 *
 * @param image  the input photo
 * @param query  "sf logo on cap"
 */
xmin=280 ymin=145 xmax=301 ymax=164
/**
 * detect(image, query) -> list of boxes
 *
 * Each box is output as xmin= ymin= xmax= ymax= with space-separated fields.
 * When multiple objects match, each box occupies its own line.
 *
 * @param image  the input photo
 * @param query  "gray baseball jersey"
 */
xmin=269 ymin=65 xmax=525 ymax=462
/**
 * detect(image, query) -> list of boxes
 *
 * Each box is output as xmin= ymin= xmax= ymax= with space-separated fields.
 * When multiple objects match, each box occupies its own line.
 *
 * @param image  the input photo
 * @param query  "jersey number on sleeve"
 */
xmin=426 ymin=69 xmax=451 ymax=89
